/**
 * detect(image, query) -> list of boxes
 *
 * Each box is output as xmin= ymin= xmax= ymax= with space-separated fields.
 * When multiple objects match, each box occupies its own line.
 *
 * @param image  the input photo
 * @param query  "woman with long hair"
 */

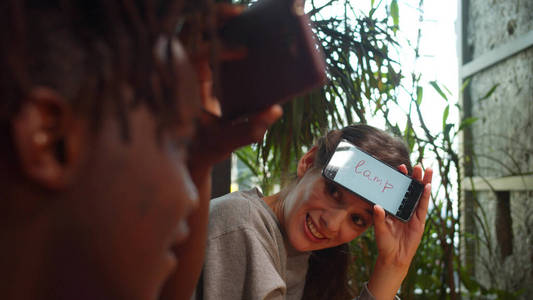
xmin=194 ymin=124 xmax=433 ymax=300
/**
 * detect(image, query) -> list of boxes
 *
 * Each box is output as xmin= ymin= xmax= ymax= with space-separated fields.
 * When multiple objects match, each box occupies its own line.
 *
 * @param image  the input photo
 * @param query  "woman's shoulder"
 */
xmin=208 ymin=188 xmax=282 ymax=243
xmin=209 ymin=188 xmax=260 ymax=221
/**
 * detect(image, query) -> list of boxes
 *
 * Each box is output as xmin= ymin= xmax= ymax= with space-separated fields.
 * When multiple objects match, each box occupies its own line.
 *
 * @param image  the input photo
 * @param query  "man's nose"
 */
xmin=320 ymin=208 xmax=348 ymax=236
xmin=181 ymin=168 xmax=199 ymax=214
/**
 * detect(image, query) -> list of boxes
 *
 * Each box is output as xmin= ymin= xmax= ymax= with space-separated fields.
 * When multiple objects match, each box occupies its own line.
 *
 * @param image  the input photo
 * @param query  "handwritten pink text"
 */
xmin=354 ymin=160 xmax=394 ymax=192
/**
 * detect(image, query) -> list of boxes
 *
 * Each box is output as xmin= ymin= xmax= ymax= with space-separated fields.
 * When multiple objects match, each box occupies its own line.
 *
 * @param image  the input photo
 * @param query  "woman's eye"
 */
xmin=351 ymin=214 xmax=366 ymax=227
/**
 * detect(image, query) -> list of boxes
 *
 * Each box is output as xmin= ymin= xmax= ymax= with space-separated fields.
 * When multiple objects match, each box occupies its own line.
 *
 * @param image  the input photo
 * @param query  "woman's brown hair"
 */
xmin=302 ymin=124 xmax=412 ymax=300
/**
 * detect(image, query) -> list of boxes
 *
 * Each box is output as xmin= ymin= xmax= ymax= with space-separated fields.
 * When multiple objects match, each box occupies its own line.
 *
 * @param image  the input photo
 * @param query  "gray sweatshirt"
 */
xmin=193 ymin=188 xmax=379 ymax=300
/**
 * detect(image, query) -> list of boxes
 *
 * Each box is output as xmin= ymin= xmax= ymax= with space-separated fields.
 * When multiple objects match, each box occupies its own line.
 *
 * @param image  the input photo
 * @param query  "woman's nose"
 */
xmin=320 ymin=208 xmax=348 ymax=236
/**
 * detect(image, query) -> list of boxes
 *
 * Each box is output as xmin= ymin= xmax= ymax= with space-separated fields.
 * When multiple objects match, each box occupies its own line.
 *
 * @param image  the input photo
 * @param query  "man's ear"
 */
xmin=297 ymin=145 xmax=318 ymax=178
xmin=11 ymin=87 xmax=82 ymax=190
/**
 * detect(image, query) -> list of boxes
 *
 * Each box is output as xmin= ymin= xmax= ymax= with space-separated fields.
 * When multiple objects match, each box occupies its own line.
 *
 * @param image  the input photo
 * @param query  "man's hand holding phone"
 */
xmin=163 ymin=6 xmax=283 ymax=300
xmin=180 ymin=0 xmax=327 ymax=168
xmin=180 ymin=3 xmax=284 ymax=170
xmin=188 ymin=105 xmax=283 ymax=174
xmin=180 ymin=3 xmax=247 ymax=117
xmin=181 ymin=0 xmax=326 ymax=121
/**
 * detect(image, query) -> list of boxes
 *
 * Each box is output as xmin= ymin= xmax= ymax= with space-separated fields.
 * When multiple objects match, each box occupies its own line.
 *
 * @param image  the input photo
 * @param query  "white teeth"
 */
xmin=306 ymin=215 xmax=325 ymax=239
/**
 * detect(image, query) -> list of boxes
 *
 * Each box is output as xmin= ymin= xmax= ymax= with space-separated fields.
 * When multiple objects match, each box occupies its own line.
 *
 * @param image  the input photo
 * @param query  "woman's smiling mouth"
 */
xmin=305 ymin=214 xmax=326 ymax=240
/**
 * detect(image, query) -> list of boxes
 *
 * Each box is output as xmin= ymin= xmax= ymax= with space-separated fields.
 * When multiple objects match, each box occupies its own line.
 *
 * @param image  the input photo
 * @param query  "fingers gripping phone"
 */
xmin=322 ymin=139 xmax=425 ymax=222
xmin=216 ymin=0 xmax=327 ymax=120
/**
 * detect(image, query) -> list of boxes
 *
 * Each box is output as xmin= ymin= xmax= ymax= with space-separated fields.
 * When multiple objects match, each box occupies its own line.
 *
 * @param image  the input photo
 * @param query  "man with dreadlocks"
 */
xmin=0 ymin=1 xmax=281 ymax=299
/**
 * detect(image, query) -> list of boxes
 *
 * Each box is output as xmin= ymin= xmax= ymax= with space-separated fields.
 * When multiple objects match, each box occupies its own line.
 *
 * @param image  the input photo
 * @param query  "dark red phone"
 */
xmin=215 ymin=0 xmax=327 ymax=120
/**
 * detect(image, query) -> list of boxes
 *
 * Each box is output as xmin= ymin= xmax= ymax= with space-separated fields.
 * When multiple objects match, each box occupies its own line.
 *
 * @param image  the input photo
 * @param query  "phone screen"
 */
xmin=322 ymin=139 xmax=423 ymax=221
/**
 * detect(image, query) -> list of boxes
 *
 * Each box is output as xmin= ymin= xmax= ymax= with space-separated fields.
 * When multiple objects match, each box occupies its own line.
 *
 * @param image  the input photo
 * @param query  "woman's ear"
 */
xmin=11 ymin=87 xmax=84 ymax=190
xmin=297 ymin=145 xmax=318 ymax=177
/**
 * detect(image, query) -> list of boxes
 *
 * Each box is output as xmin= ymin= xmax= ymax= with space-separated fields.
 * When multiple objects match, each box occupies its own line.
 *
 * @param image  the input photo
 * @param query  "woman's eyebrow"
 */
xmin=365 ymin=208 xmax=374 ymax=216
xmin=345 ymin=193 xmax=374 ymax=217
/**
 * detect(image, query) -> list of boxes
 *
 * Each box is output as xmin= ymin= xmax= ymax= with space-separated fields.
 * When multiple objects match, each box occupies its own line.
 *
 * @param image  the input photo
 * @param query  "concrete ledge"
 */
xmin=461 ymin=30 xmax=533 ymax=78
xmin=462 ymin=175 xmax=533 ymax=191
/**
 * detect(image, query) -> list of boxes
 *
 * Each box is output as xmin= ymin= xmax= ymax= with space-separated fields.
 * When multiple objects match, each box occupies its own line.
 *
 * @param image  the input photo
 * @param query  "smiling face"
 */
xmin=276 ymin=146 xmax=375 ymax=252
xmin=276 ymin=126 xmax=413 ymax=253
xmin=281 ymin=169 xmax=373 ymax=252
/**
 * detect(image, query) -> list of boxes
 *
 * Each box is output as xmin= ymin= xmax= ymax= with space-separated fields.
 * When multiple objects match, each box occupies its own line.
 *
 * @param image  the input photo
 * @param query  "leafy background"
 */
xmin=212 ymin=0 xmax=521 ymax=299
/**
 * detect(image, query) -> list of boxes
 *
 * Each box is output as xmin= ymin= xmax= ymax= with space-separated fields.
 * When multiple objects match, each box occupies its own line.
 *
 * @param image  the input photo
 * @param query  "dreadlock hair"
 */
xmin=301 ymin=124 xmax=413 ymax=300
xmin=0 ymin=0 xmax=191 ymax=141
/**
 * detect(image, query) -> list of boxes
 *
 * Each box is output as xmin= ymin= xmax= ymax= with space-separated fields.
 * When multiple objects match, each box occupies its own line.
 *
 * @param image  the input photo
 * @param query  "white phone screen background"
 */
xmin=328 ymin=141 xmax=411 ymax=214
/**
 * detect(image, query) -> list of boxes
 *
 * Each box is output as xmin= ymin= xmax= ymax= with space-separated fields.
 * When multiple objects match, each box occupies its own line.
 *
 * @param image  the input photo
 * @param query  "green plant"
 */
xmin=236 ymin=0 xmax=403 ymax=190
xmin=228 ymin=0 xmax=523 ymax=299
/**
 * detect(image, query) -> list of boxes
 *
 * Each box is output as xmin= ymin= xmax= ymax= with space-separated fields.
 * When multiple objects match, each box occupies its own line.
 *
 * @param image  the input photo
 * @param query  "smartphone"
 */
xmin=215 ymin=0 xmax=327 ymax=120
xmin=322 ymin=139 xmax=425 ymax=222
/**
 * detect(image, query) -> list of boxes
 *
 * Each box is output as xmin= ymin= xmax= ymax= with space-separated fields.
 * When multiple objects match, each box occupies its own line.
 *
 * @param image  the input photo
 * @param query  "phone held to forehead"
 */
xmin=322 ymin=139 xmax=425 ymax=222
xmin=216 ymin=0 xmax=327 ymax=120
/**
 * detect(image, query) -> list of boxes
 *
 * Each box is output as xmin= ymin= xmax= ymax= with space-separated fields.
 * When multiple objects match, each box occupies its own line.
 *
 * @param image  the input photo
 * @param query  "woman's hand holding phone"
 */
xmin=367 ymin=165 xmax=433 ymax=300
